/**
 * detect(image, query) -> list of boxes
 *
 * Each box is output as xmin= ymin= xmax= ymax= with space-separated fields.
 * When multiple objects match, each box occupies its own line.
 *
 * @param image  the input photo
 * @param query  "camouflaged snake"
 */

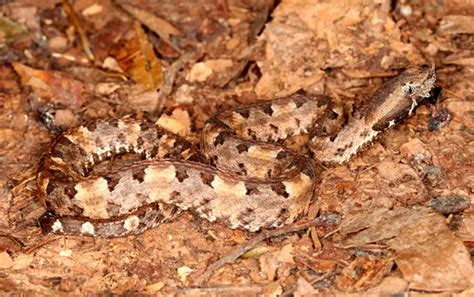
xmin=37 ymin=67 xmax=439 ymax=237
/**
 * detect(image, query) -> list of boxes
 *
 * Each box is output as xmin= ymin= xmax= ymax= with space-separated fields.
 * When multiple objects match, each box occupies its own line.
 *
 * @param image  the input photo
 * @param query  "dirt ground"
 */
xmin=0 ymin=0 xmax=473 ymax=295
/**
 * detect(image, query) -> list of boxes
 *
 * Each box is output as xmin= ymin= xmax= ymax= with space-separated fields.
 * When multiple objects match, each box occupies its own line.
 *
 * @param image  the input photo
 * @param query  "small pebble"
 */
xmin=427 ymin=195 xmax=470 ymax=215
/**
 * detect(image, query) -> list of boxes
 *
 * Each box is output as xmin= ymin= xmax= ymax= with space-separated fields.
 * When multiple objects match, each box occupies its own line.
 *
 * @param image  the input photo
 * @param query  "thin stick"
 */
xmin=154 ymin=49 xmax=202 ymax=113
xmin=195 ymin=218 xmax=326 ymax=285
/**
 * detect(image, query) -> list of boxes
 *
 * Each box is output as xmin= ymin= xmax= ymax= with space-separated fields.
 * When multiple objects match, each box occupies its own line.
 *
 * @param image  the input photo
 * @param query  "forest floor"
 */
xmin=0 ymin=0 xmax=473 ymax=295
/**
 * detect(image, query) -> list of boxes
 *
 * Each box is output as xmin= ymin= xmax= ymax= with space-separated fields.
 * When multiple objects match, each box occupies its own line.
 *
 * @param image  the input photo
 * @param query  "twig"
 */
xmin=154 ymin=49 xmax=203 ymax=113
xmin=176 ymin=285 xmax=263 ymax=296
xmin=61 ymin=0 xmax=95 ymax=61
xmin=195 ymin=218 xmax=326 ymax=285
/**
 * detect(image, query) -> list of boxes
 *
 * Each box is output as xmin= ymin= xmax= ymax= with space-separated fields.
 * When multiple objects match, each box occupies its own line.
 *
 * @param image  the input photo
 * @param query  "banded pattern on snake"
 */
xmin=38 ymin=67 xmax=438 ymax=237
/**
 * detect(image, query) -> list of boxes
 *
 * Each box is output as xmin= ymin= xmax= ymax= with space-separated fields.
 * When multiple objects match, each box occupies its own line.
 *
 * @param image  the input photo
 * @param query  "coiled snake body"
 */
xmin=38 ymin=67 xmax=438 ymax=237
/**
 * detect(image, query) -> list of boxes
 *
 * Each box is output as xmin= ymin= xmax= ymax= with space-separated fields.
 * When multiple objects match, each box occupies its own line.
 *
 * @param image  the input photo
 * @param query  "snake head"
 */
xmin=310 ymin=66 xmax=439 ymax=164
xmin=367 ymin=65 xmax=439 ymax=131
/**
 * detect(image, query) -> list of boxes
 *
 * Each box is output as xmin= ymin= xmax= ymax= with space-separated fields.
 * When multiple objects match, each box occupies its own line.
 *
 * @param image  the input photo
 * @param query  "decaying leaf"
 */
xmin=340 ymin=207 xmax=474 ymax=291
xmin=116 ymin=2 xmax=180 ymax=52
xmin=111 ymin=21 xmax=163 ymax=91
xmin=336 ymin=255 xmax=394 ymax=291
xmin=0 ymin=15 xmax=27 ymax=43
xmin=12 ymin=63 xmax=86 ymax=109
xmin=241 ymin=246 xmax=270 ymax=259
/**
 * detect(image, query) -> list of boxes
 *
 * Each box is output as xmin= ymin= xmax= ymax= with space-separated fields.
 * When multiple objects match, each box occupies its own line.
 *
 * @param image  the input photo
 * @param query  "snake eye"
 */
xmin=403 ymin=83 xmax=414 ymax=94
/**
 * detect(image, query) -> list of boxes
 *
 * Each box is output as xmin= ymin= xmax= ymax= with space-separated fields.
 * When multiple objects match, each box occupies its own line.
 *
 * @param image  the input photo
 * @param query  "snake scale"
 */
xmin=37 ymin=67 xmax=439 ymax=237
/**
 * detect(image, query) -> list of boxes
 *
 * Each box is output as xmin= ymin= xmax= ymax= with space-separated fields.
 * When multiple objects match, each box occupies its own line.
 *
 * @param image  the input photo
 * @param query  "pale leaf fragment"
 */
xmin=156 ymin=109 xmax=191 ymax=137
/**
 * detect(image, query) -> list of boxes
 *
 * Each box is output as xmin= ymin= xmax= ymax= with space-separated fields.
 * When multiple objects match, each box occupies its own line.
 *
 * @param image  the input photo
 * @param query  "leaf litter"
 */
xmin=0 ymin=0 xmax=472 ymax=295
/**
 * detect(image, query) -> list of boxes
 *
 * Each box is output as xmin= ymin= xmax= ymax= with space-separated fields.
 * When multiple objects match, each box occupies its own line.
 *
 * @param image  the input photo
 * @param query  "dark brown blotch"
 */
xmin=293 ymin=96 xmax=306 ymax=108
xmin=149 ymin=146 xmax=159 ymax=159
xmin=104 ymin=176 xmax=121 ymax=192
xmin=238 ymin=163 xmax=247 ymax=175
xmin=132 ymin=167 xmax=146 ymax=183
xmin=271 ymin=182 xmax=289 ymax=198
xmin=236 ymin=143 xmax=249 ymax=153
xmin=277 ymin=207 xmax=290 ymax=222
xmin=276 ymin=151 xmax=289 ymax=160
xmin=169 ymin=190 xmax=183 ymax=203
xmin=301 ymin=164 xmax=315 ymax=179
xmin=117 ymin=133 xmax=127 ymax=143
xmin=172 ymin=138 xmax=192 ymax=155
xmin=199 ymin=196 xmax=212 ymax=207
xmin=295 ymin=118 xmax=301 ymax=129
xmin=245 ymin=182 xmax=260 ymax=195
xmin=198 ymin=206 xmax=213 ymax=217
xmin=140 ymin=121 xmax=153 ymax=131
xmin=63 ymin=185 xmax=77 ymax=199
xmin=235 ymin=108 xmax=250 ymax=119
xmin=92 ymin=153 xmax=100 ymax=165
xmin=237 ymin=207 xmax=255 ymax=224
xmin=213 ymin=132 xmax=228 ymax=146
xmin=108 ymin=118 xmax=120 ymax=128
xmin=269 ymin=124 xmax=279 ymax=134
xmin=50 ymin=148 xmax=65 ymax=160
xmin=175 ymin=167 xmax=189 ymax=182
xmin=200 ymin=172 xmax=215 ymax=188
xmin=209 ymin=155 xmax=219 ymax=167
xmin=247 ymin=128 xmax=257 ymax=141
xmin=136 ymin=137 xmax=144 ymax=147
xmin=261 ymin=103 xmax=273 ymax=116
xmin=45 ymin=180 xmax=56 ymax=195
xmin=84 ymin=121 xmax=97 ymax=131
xmin=55 ymin=135 xmax=75 ymax=147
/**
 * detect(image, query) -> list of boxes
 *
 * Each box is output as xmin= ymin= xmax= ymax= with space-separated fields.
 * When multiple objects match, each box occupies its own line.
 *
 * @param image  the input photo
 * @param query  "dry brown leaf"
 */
xmin=443 ymin=51 xmax=474 ymax=67
xmin=0 ymin=252 xmax=13 ymax=269
xmin=117 ymin=2 xmax=180 ymax=51
xmin=336 ymin=255 xmax=394 ymax=291
xmin=439 ymin=15 xmax=474 ymax=35
xmin=364 ymin=277 xmax=408 ymax=295
xmin=456 ymin=212 xmax=474 ymax=242
xmin=341 ymin=207 xmax=474 ymax=291
xmin=255 ymin=0 xmax=424 ymax=98
xmin=276 ymin=244 xmax=295 ymax=264
xmin=0 ymin=15 xmax=28 ymax=43
xmin=112 ymin=21 xmax=163 ymax=91
xmin=12 ymin=63 xmax=86 ymax=109
xmin=294 ymin=277 xmax=318 ymax=296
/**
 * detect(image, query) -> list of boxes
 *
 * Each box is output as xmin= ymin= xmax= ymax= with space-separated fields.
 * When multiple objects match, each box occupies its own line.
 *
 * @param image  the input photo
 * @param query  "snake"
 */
xmin=37 ymin=67 xmax=439 ymax=237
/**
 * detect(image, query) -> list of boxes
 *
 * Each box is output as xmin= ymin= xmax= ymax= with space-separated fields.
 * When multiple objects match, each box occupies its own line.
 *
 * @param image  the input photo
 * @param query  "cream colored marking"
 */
xmin=408 ymin=97 xmax=418 ymax=116
xmin=144 ymin=165 xmax=176 ymax=184
xmin=65 ymin=126 xmax=95 ymax=154
xmin=124 ymin=215 xmax=140 ymax=231
xmin=80 ymin=222 xmax=95 ymax=235
xmin=119 ymin=120 xmax=141 ymax=146
xmin=322 ymin=122 xmax=381 ymax=164
xmin=73 ymin=178 xmax=111 ymax=218
xmin=282 ymin=173 xmax=312 ymax=198
xmin=211 ymin=176 xmax=247 ymax=197
xmin=94 ymin=145 xmax=111 ymax=158
xmin=247 ymin=146 xmax=280 ymax=161
xmin=51 ymin=157 xmax=65 ymax=165
xmin=51 ymin=220 xmax=64 ymax=232
xmin=271 ymin=101 xmax=296 ymax=117
xmin=231 ymin=111 xmax=246 ymax=122
xmin=388 ymin=119 xmax=396 ymax=128
xmin=345 ymin=128 xmax=380 ymax=161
